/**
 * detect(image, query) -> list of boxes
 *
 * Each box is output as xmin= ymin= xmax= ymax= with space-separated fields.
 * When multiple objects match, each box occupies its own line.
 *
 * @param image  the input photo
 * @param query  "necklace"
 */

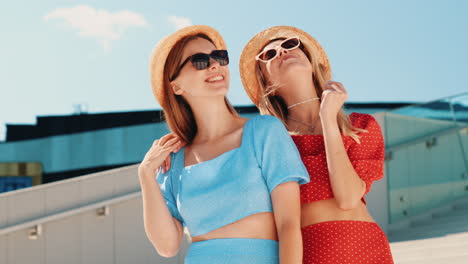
xmin=287 ymin=97 xmax=320 ymax=109
xmin=287 ymin=116 xmax=319 ymax=132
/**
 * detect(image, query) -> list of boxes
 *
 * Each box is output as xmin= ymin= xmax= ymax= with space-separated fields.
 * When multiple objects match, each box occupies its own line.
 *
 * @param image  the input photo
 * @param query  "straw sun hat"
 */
xmin=149 ymin=25 xmax=227 ymax=107
xmin=239 ymin=26 xmax=331 ymax=106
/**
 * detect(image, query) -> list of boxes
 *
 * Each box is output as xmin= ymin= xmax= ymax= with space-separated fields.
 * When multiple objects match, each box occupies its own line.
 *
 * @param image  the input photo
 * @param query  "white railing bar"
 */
xmin=386 ymin=124 xmax=467 ymax=153
xmin=0 ymin=191 xmax=141 ymax=236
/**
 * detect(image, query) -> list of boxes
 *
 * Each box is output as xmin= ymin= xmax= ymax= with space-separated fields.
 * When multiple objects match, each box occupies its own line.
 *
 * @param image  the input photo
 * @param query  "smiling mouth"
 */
xmin=205 ymin=75 xmax=224 ymax=83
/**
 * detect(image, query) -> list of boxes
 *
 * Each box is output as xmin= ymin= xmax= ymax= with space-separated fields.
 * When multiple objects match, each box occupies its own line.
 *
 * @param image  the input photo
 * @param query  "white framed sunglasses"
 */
xmin=255 ymin=37 xmax=301 ymax=63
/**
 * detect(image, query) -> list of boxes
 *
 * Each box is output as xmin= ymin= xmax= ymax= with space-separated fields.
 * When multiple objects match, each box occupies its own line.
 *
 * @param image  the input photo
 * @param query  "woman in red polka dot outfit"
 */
xmin=240 ymin=26 xmax=394 ymax=263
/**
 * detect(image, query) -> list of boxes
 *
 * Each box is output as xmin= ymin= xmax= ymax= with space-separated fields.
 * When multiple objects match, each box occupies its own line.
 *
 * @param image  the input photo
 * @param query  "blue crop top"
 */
xmin=156 ymin=115 xmax=310 ymax=237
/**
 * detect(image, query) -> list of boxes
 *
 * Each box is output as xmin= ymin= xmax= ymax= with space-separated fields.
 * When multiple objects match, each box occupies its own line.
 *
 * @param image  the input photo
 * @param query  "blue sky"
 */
xmin=1 ymin=0 xmax=467 ymax=140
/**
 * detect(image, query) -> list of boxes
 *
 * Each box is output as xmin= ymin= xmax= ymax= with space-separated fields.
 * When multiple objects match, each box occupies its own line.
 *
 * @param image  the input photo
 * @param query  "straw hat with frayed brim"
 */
xmin=239 ymin=26 xmax=331 ymax=106
xmin=150 ymin=25 xmax=227 ymax=107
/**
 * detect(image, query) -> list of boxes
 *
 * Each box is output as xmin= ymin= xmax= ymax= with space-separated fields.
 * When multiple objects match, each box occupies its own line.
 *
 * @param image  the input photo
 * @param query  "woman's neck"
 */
xmin=280 ymin=75 xmax=320 ymax=123
xmin=189 ymin=96 xmax=239 ymax=144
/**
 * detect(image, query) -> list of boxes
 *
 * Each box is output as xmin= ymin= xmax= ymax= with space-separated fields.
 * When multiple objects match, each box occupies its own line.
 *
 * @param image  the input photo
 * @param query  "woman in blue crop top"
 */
xmin=139 ymin=25 xmax=310 ymax=264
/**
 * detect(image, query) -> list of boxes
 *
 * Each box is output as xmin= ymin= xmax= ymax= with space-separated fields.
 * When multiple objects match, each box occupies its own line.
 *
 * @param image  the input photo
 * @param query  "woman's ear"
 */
xmin=170 ymin=82 xmax=184 ymax=95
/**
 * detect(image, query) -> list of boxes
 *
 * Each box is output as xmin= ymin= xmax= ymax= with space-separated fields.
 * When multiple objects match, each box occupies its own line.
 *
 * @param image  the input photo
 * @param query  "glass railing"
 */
xmin=385 ymin=93 xmax=468 ymax=223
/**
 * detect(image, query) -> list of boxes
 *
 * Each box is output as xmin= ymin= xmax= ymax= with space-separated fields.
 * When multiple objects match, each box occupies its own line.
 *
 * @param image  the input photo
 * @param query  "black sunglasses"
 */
xmin=170 ymin=50 xmax=229 ymax=81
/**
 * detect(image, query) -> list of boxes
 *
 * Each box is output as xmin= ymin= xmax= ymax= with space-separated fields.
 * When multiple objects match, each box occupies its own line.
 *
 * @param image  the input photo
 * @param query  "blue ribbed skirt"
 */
xmin=185 ymin=238 xmax=279 ymax=264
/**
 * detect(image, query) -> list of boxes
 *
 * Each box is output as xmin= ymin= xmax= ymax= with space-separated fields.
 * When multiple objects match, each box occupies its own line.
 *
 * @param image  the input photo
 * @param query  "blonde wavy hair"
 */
xmin=255 ymin=38 xmax=366 ymax=143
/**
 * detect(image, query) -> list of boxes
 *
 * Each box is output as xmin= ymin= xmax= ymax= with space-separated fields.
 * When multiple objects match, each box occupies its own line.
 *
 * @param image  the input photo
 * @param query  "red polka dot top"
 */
xmin=291 ymin=112 xmax=385 ymax=204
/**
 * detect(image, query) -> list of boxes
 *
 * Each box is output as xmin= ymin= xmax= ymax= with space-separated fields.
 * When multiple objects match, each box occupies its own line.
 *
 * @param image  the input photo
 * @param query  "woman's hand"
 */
xmin=319 ymin=80 xmax=348 ymax=121
xmin=139 ymin=133 xmax=184 ymax=176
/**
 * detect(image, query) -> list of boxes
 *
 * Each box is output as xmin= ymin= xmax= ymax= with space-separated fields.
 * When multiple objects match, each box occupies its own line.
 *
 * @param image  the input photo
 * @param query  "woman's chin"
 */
xmin=207 ymin=85 xmax=229 ymax=96
xmin=281 ymin=61 xmax=310 ymax=72
xmin=281 ymin=63 xmax=312 ymax=77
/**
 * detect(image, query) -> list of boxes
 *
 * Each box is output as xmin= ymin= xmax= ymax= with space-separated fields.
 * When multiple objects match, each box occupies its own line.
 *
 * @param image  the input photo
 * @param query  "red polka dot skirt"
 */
xmin=302 ymin=220 xmax=394 ymax=264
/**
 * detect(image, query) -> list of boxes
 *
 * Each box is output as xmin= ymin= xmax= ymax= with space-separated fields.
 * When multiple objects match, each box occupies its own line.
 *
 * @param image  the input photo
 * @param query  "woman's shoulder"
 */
xmin=156 ymin=151 xmax=183 ymax=182
xmin=348 ymin=112 xmax=384 ymax=141
xmin=246 ymin=115 xmax=290 ymax=147
xmin=349 ymin=112 xmax=379 ymax=130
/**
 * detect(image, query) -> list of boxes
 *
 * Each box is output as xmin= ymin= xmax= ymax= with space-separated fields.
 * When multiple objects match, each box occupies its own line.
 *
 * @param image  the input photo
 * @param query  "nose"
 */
xmin=208 ymin=57 xmax=220 ymax=70
xmin=278 ymin=47 xmax=289 ymax=57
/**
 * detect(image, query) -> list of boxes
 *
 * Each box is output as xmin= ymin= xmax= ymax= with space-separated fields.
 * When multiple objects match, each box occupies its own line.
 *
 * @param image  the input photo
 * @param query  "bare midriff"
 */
xmin=301 ymin=198 xmax=376 ymax=228
xmin=191 ymin=212 xmax=278 ymax=243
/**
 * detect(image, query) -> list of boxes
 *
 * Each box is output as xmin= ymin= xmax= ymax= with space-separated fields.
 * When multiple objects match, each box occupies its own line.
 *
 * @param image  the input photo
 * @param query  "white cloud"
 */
xmin=44 ymin=5 xmax=148 ymax=51
xmin=168 ymin=16 xmax=192 ymax=30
